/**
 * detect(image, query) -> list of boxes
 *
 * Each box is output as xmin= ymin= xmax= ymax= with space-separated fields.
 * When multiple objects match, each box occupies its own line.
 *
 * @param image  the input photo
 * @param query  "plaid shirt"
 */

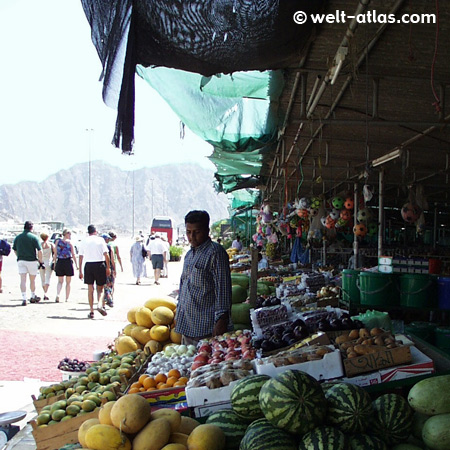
xmin=175 ymin=238 xmax=232 ymax=338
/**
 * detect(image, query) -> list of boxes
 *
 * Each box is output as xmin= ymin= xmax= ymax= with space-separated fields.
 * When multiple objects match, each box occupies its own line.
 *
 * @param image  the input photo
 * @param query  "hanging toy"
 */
xmin=297 ymin=209 xmax=309 ymax=218
xmin=261 ymin=203 xmax=273 ymax=223
xmin=266 ymin=225 xmax=272 ymax=236
xmin=344 ymin=197 xmax=354 ymax=210
xmin=325 ymin=216 xmax=336 ymax=229
xmin=310 ymin=197 xmax=321 ymax=210
xmin=309 ymin=207 xmax=320 ymax=217
xmin=401 ymin=202 xmax=422 ymax=223
xmin=332 ymin=196 xmax=345 ymax=210
xmin=329 ymin=208 xmax=340 ymax=221
xmin=357 ymin=208 xmax=372 ymax=223
xmin=320 ymin=216 xmax=328 ymax=227
xmin=335 ymin=217 xmax=347 ymax=228
xmin=340 ymin=209 xmax=352 ymax=221
xmin=299 ymin=197 xmax=311 ymax=209
xmin=353 ymin=223 xmax=368 ymax=237
xmin=367 ymin=222 xmax=378 ymax=236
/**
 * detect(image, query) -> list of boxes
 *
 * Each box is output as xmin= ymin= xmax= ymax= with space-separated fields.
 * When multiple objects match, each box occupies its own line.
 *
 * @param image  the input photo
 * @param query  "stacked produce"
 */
xmin=78 ymin=393 xmax=225 ymax=450
xmin=58 ymin=357 xmax=90 ymax=373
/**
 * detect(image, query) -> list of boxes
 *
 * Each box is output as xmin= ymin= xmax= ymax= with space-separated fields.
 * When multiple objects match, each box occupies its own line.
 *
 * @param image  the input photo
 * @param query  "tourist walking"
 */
xmin=39 ymin=233 xmax=54 ymax=300
xmin=101 ymin=234 xmax=116 ymax=307
xmin=160 ymin=236 xmax=170 ymax=278
xmin=145 ymin=233 xmax=166 ymax=285
xmin=130 ymin=236 xmax=145 ymax=285
xmin=54 ymin=229 xmax=78 ymax=303
xmin=78 ymin=224 xmax=110 ymax=319
xmin=12 ymin=221 xmax=44 ymax=305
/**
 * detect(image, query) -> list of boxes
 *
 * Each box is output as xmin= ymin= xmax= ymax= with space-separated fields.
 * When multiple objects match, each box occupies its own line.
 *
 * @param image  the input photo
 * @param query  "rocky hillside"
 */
xmin=0 ymin=162 xmax=229 ymax=232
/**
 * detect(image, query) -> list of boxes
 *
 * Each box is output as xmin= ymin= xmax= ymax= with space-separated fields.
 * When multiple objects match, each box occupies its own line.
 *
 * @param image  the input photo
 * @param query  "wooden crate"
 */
xmin=31 ymin=409 xmax=98 ymax=450
xmin=32 ymin=394 xmax=66 ymax=414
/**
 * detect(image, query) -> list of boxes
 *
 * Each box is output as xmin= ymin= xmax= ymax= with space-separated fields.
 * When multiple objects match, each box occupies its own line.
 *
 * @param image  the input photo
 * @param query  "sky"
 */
xmin=0 ymin=0 xmax=215 ymax=185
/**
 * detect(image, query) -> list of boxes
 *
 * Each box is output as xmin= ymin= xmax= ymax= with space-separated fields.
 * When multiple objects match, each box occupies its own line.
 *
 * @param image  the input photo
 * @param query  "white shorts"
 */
xmin=18 ymin=260 xmax=39 ymax=276
xmin=40 ymin=266 xmax=52 ymax=285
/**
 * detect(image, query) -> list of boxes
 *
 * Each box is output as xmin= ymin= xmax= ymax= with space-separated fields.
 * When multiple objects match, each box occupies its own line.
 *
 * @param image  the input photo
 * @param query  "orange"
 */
xmin=178 ymin=377 xmax=189 ymax=385
xmin=139 ymin=374 xmax=149 ymax=384
xmin=168 ymin=369 xmax=181 ymax=379
xmin=166 ymin=376 xmax=178 ymax=387
xmin=173 ymin=380 xmax=186 ymax=387
xmin=127 ymin=387 xmax=140 ymax=394
xmin=146 ymin=386 xmax=157 ymax=391
xmin=130 ymin=381 xmax=142 ymax=390
xmin=139 ymin=387 xmax=146 ymax=392
xmin=143 ymin=377 xmax=157 ymax=389
xmin=155 ymin=373 xmax=167 ymax=384
xmin=157 ymin=383 xmax=169 ymax=390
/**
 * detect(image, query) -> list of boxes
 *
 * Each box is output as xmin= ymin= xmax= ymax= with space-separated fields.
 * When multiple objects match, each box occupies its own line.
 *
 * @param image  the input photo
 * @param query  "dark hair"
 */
xmin=24 ymin=221 xmax=33 ymax=230
xmin=185 ymin=210 xmax=210 ymax=229
xmin=87 ymin=224 xmax=96 ymax=234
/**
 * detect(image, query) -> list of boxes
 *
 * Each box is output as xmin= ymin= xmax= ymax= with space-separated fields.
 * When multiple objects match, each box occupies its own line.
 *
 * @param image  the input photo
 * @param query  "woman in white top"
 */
xmin=39 ymin=233 xmax=54 ymax=300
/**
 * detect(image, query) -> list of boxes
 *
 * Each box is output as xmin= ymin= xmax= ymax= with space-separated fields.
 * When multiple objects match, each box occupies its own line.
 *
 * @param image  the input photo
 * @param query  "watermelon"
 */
xmin=412 ymin=411 xmax=430 ymax=439
xmin=391 ymin=444 xmax=423 ymax=450
xmin=239 ymin=418 xmax=297 ymax=450
xmin=325 ymin=382 xmax=372 ymax=433
xmin=298 ymin=426 xmax=347 ymax=450
xmin=349 ymin=433 xmax=387 ymax=450
xmin=231 ymin=303 xmax=252 ymax=325
xmin=231 ymin=274 xmax=250 ymax=289
xmin=371 ymin=393 xmax=414 ymax=446
xmin=232 ymin=285 xmax=248 ymax=304
xmin=205 ymin=409 xmax=248 ymax=450
xmin=259 ymin=369 xmax=327 ymax=435
xmin=230 ymin=374 xmax=270 ymax=420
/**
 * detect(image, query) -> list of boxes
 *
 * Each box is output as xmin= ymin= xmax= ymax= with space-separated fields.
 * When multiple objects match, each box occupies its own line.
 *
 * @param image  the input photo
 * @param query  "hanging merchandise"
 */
xmin=325 ymin=216 xmax=336 ymax=229
xmin=331 ymin=196 xmax=345 ymax=210
xmin=401 ymin=202 xmax=422 ymax=223
xmin=299 ymin=197 xmax=311 ymax=209
xmin=297 ymin=209 xmax=309 ymax=218
xmin=340 ymin=209 xmax=352 ymax=221
xmin=344 ymin=197 xmax=354 ymax=210
xmin=329 ymin=208 xmax=340 ymax=221
xmin=363 ymin=184 xmax=374 ymax=202
xmin=367 ymin=222 xmax=378 ymax=236
xmin=310 ymin=196 xmax=321 ymax=210
xmin=320 ymin=215 xmax=327 ymax=227
xmin=353 ymin=223 xmax=368 ymax=237
xmin=335 ymin=217 xmax=348 ymax=228
xmin=357 ymin=208 xmax=372 ymax=223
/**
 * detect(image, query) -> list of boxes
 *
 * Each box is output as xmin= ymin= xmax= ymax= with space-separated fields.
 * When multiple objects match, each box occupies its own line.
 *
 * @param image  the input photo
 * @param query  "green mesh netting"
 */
xmin=229 ymin=189 xmax=260 ymax=209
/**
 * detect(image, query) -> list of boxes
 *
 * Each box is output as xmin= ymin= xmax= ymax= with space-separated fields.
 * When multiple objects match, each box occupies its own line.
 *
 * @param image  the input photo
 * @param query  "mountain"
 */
xmin=0 ymin=162 xmax=230 ymax=233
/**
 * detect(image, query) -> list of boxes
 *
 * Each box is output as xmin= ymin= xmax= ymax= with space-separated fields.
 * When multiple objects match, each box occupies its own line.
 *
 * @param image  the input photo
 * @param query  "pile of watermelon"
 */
xmin=206 ymin=369 xmax=423 ymax=450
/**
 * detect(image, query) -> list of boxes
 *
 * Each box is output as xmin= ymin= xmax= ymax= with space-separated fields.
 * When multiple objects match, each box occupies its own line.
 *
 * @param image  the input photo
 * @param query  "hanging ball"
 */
xmin=344 ymin=197 xmax=354 ymax=210
xmin=329 ymin=208 xmax=340 ymax=220
xmin=332 ymin=196 xmax=345 ymax=210
xmin=353 ymin=223 xmax=368 ymax=237
xmin=325 ymin=216 xmax=336 ymax=229
xmin=320 ymin=215 xmax=328 ymax=227
xmin=340 ymin=209 xmax=352 ymax=221
xmin=297 ymin=208 xmax=309 ymax=218
xmin=299 ymin=197 xmax=311 ymax=209
xmin=367 ymin=222 xmax=378 ymax=236
xmin=335 ymin=217 xmax=347 ymax=228
xmin=310 ymin=197 xmax=321 ymax=210
xmin=357 ymin=208 xmax=372 ymax=223
xmin=309 ymin=207 xmax=319 ymax=217
xmin=401 ymin=202 xmax=422 ymax=223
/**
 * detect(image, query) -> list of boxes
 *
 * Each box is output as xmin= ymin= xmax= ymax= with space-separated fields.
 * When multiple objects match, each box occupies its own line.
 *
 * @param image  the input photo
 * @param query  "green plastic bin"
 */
xmin=400 ymin=274 xmax=437 ymax=308
xmin=341 ymin=269 xmax=360 ymax=305
xmin=358 ymin=272 xmax=399 ymax=307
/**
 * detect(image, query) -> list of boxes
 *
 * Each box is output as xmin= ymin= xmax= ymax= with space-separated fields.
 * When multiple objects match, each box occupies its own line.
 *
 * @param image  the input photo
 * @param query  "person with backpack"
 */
xmin=0 ymin=238 xmax=12 ymax=293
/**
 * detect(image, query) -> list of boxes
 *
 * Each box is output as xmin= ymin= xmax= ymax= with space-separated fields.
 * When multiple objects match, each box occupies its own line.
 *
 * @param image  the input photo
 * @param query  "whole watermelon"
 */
xmin=370 ymin=393 xmax=414 ymax=446
xmin=230 ymin=374 xmax=270 ymax=420
xmin=259 ymin=369 xmax=326 ymax=435
xmin=298 ymin=426 xmax=347 ymax=450
xmin=205 ymin=409 xmax=248 ymax=450
xmin=325 ymin=382 xmax=372 ymax=433
xmin=239 ymin=418 xmax=297 ymax=450
xmin=349 ymin=433 xmax=387 ymax=450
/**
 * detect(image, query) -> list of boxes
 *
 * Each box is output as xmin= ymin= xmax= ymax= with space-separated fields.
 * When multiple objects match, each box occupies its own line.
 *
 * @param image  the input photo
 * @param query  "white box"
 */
xmin=192 ymin=401 xmax=232 ymax=418
xmin=339 ymin=372 xmax=382 ymax=387
xmin=378 ymin=257 xmax=392 ymax=266
xmin=254 ymin=348 xmax=344 ymax=381
xmin=186 ymin=379 xmax=240 ymax=408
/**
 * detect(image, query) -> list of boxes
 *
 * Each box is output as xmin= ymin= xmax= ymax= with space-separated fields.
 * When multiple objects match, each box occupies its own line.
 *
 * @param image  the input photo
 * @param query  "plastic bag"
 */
xmin=351 ymin=310 xmax=392 ymax=332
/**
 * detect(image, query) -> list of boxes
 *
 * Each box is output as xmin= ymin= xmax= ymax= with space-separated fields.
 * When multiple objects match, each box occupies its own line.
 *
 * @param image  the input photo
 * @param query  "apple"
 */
xmin=198 ymin=344 xmax=212 ymax=353
xmin=191 ymin=361 xmax=206 ymax=371
xmin=194 ymin=354 xmax=209 ymax=363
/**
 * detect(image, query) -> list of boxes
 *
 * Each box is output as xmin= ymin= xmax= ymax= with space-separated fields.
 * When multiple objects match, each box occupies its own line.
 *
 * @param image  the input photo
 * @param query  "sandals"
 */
xmin=97 ymin=307 xmax=107 ymax=316
xmin=88 ymin=311 xmax=94 ymax=319
xmin=55 ymin=296 xmax=60 ymax=303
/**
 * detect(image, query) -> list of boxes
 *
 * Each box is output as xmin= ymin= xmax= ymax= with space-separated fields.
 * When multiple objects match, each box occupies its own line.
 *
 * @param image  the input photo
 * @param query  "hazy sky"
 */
xmin=0 ymin=0 xmax=214 ymax=185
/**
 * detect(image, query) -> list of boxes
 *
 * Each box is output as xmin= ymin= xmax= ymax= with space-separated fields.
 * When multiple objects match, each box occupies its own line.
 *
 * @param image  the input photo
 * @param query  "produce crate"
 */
xmin=32 ymin=394 xmax=66 ymax=414
xmin=138 ymin=386 xmax=187 ymax=412
xmin=31 ymin=409 xmax=98 ymax=450
xmin=60 ymin=370 xmax=86 ymax=381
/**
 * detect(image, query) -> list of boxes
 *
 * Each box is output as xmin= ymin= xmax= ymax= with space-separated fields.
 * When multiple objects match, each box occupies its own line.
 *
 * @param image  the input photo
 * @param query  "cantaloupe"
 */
xmin=186 ymin=424 xmax=225 ymax=450
xmin=110 ymin=392 xmax=152 ymax=434
xmin=135 ymin=307 xmax=154 ymax=328
xmin=98 ymin=401 xmax=116 ymax=426
xmin=133 ymin=418 xmax=171 ymax=450
xmin=145 ymin=296 xmax=178 ymax=311
xmin=178 ymin=416 xmax=200 ymax=435
xmin=122 ymin=323 xmax=137 ymax=337
xmin=78 ymin=418 xmax=100 ymax=447
xmin=170 ymin=328 xmax=182 ymax=344
xmin=151 ymin=306 xmax=174 ymax=325
xmin=151 ymin=409 xmax=181 ymax=433
xmin=127 ymin=307 xmax=139 ymax=324
xmin=150 ymin=325 xmax=171 ymax=342
xmin=131 ymin=326 xmax=152 ymax=345
xmin=115 ymin=335 xmax=138 ymax=355
xmin=144 ymin=339 xmax=162 ymax=355
xmin=84 ymin=424 xmax=131 ymax=450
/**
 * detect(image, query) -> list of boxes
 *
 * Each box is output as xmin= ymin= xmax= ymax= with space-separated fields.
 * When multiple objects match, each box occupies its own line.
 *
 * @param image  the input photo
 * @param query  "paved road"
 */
xmin=0 ymin=237 xmax=185 ymax=380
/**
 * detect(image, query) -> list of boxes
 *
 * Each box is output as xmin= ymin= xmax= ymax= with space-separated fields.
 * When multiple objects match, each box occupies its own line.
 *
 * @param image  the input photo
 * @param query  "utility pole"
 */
xmin=86 ymin=128 xmax=94 ymax=224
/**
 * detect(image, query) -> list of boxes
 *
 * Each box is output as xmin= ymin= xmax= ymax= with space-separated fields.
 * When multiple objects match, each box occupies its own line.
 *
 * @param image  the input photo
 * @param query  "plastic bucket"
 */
xmin=438 ymin=277 xmax=450 ymax=310
xmin=435 ymin=327 xmax=450 ymax=355
xmin=358 ymin=272 xmax=399 ymax=306
xmin=400 ymin=274 xmax=437 ymax=308
xmin=342 ymin=269 xmax=360 ymax=305
xmin=404 ymin=321 xmax=436 ymax=344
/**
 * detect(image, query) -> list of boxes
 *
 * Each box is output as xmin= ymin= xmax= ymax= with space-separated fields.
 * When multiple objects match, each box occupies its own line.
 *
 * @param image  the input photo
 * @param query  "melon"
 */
xmin=259 ymin=369 xmax=327 ymax=435
xmin=170 ymin=328 xmax=182 ymax=344
xmin=133 ymin=418 xmax=171 ymax=450
xmin=186 ymin=424 xmax=225 ymax=450
xmin=299 ymin=426 xmax=347 ymax=450
xmin=144 ymin=339 xmax=162 ymax=355
xmin=178 ymin=416 xmax=200 ymax=435
xmin=230 ymin=274 xmax=250 ymax=289
xmin=206 ymin=409 xmax=249 ymax=450
xmin=239 ymin=418 xmax=297 ymax=450
xmin=135 ymin=307 xmax=154 ymax=328
xmin=230 ymin=374 xmax=270 ymax=420
xmin=110 ymin=392 xmax=152 ymax=434
xmin=145 ymin=296 xmax=178 ymax=311
xmin=114 ymin=335 xmax=138 ymax=355
xmin=127 ymin=307 xmax=139 ymax=324
xmin=98 ymin=401 xmax=116 ymax=426
xmin=78 ymin=418 xmax=100 ymax=447
xmin=168 ymin=433 xmax=188 ymax=446
xmin=422 ymin=413 xmax=450 ymax=450
xmin=131 ymin=326 xmax=152 ymax=345
xmin=151 ymin=409 xmax=181 ymax=433
xmin=232 ymin=285 xmax=248 ymax=304
xmin=151 ymin=306 xmax=174 ymax=325
xmin=231 ymin=303 xmax=251 ymax=325
xmin=122 ymin=323 xmax=137 ymax=337
xmin=150 ymin=325 xmax=171 ymax=342
xmin=84 ymin=424 xmax=131 ymax=450
xmin=349 ymin=434 xmax=387 ymax=450
xmin=408 ymin=374 xmax=450 ymax=416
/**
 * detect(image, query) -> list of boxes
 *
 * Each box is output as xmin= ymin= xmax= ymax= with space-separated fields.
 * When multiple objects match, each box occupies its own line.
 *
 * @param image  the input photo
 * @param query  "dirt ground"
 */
xmin=0 ymin=237 xmax=185 ymax=381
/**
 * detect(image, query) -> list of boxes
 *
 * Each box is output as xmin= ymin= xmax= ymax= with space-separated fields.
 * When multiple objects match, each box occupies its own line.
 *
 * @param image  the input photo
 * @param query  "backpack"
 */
xmin=0 ymin=239 xmax=11 ymax=256
xmin=141 ymin=245 xmax=147 ymax=259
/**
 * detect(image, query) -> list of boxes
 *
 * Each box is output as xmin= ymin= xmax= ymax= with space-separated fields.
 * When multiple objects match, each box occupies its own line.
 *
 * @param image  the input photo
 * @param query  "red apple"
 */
xmin=194 ymin=354 xmax=209 ymax=364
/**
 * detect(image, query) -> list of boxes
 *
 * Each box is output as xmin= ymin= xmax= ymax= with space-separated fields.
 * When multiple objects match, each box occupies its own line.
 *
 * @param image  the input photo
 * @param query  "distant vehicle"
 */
xmin=150 ymin=216 xmax=177 ymax=245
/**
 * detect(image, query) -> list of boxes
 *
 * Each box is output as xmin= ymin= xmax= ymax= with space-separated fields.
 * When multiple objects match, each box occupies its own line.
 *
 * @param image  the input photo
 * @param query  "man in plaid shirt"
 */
xmin=175 ymin=210 xmax=232 ymax=346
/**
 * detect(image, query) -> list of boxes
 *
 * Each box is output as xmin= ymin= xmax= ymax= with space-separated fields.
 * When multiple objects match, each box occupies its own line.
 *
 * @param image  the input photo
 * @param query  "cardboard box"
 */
xmin=342 ymin=344 xmax=412 ymax=377
xmin=254 ymin=348 xmax=344 ymax=381
xmin=138 ymin=387 xmax=188 ymax=411
xmin=31 ymin=409 xmax=98 ymax=450
xmin=192 ymin=401 xmax=232 ymax=418
xmin=186 ymin=379 xmax=240 ymax=408
xmin=32 ymin=394 xmax=66 ymax=414
xmin=338 ymin=372 xmax=382 ymax=387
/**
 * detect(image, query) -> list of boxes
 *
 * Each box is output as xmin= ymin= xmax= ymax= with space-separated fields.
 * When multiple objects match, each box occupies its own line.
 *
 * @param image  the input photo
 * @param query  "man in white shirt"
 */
xmin=78 ymin=224 xmax=110 ymax=319
xmin=145 ymin=233 xmax=166 ymax=285
xmin=160 ymin=236 xmax=171 ymax=278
